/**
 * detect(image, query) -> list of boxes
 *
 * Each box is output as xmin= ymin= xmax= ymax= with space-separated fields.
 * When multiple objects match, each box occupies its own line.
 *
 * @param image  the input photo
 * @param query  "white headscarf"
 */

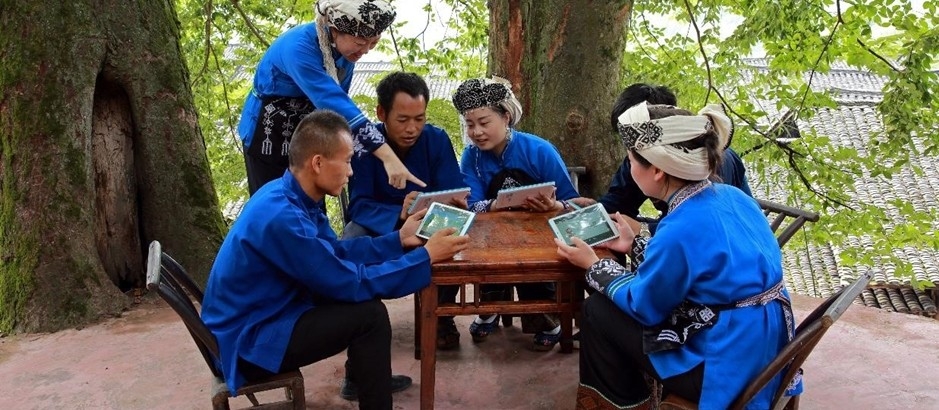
xmin=314 ymin=0 xmax=396 ymax=83
xmin=617 ymin=102 xmax=732 ymax=181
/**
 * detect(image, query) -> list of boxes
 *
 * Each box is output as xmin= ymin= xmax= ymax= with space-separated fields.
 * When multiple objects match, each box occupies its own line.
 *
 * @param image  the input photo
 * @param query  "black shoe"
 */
xmin=437 ymin=318 xmax=461 ymax=350
xmin=339 ymin=374 xmax=413 ymax=401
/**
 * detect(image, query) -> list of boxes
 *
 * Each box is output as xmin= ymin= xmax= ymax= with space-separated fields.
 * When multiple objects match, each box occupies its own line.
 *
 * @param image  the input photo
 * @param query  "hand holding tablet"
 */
xmin=407 ymin=187 xmax=472 ymax=214
xmin=548 ymin=203 xmax=620 ymax=246
xmin=416 ymin=202 xmax=476 ymax=240
xmin=493 ymin=182 xmax=556 ymax=210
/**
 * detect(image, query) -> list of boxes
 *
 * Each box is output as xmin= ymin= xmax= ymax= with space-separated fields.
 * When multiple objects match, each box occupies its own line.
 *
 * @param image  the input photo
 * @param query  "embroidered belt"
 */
xmin=642 ymin=281 xmax=794 ymax=354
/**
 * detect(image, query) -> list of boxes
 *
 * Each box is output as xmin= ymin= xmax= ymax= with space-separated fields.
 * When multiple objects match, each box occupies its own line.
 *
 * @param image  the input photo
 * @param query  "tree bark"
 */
xmin=0 ymin=0 xmax=224 ymax=333
xmin=488 ymin=0 xmax=633 ymax=197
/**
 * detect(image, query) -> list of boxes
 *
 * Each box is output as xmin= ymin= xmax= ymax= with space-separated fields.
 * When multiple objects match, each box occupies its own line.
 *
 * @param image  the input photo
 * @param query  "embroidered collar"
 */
xmin=667 ymin=180 xmax=711 ymax=213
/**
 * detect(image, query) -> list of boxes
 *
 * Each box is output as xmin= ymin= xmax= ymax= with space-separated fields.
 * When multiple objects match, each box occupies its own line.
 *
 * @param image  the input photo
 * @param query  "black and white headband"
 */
xmin=617 ymin=102 xmax=731 ymax=180
xmin=317 ymin=0 xmax=396 ymax=39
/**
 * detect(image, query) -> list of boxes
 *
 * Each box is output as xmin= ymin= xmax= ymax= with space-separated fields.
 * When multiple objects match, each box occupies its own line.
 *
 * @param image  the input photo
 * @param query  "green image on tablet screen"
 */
xmin=556 ymin=210 xmax=616 ymax=245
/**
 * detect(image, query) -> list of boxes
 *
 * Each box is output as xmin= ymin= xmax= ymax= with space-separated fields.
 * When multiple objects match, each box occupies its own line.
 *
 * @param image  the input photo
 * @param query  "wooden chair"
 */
xmin=756 ymin=198 xmax=820 ymax=248
xmin=660 ymin=269 xmax=875 ymax=410
xmin=146 ymin=240 xmax=305 ymax=410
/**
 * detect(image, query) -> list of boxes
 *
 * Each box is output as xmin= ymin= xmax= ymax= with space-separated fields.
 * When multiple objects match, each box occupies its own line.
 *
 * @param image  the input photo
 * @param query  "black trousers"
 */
xmin=239 ymin=300 xmax=393 ymax=410
xmin=244 ymin=151 xmax=288 ymax=196
xmin=579 ymin=294 xmax=704 ymax=406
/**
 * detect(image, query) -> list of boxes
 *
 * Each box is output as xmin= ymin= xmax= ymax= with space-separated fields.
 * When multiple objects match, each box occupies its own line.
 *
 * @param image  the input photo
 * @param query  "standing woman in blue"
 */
xmin=556 ymin=102 xmax=800 ymax=409
xmin=238 ymin=0 xmax=425 ymax=195
xmin=451 ymin=77 xmax=591 ymax=351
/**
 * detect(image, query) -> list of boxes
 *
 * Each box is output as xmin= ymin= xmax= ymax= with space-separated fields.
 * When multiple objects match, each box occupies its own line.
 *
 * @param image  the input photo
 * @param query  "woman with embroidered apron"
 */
xmin=237 ymin=0 xmax=425 ymax=195
xmin=449 ymin=77 xmax=594 ymax=351
xmin=555 ymin=103 xmax=802 ymax=409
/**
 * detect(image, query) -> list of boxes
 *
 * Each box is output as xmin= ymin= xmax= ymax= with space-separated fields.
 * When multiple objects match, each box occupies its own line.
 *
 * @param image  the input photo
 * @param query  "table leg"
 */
xmin=559 ymin=280 xmax=574 ymax=354
xmin=419 ymin=284 xmax=439 ymax=410
xmin=414 ymin=292 xmax=421 ymax=360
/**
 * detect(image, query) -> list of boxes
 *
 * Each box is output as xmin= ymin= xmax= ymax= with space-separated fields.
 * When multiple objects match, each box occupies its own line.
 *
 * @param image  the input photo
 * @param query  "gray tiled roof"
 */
xmin=747 ymin=62 xmax=939 ymax=317
xmin=349 ymin=61 xmax=461 ymax=100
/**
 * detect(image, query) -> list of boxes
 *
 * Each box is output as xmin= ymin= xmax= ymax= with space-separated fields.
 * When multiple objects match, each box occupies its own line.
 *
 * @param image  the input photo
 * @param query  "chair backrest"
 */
xmin=339 ymin=186 xmax=352 ymax=225
xmin=567 ymin=166 xmax=586 ymax=194
xmin=756 ymin=198 xmax=820 ymax=248
xmin=729 ymin=269 xmax=875 ymax=410
xmin=146 ymin=240 xmax=222 ymax=378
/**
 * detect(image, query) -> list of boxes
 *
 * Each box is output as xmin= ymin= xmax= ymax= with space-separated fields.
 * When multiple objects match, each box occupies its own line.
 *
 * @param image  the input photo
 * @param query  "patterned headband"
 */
xmin=616 ymin=102 xmax=729 ymax=151
xmin=616 ymin=102 xmax=732 ymax=181
xmin=317 ymin=0 xmax=396 ymax=38
xmin=452 ymin=78 xmax=514 ymax=115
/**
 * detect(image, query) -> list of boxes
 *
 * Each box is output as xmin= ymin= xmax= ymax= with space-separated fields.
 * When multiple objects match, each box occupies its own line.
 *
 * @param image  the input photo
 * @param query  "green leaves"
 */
xmin=621 ymin=0 xmax=939 ymax=285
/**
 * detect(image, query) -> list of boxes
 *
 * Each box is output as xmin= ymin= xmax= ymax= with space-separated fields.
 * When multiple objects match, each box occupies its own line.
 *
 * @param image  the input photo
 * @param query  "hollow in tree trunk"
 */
xmin=0 ymin=0 xmax=224 ymax=333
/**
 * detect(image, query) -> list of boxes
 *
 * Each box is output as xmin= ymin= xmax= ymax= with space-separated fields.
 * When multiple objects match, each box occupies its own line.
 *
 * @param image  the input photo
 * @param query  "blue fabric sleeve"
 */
xmin=605 ymin=229 xmax=694 ymax=326
xmin=347 ymin=153 xmax=405 ymax=234
xmin=430 ymin=130 xmax=464 ymax=191
xmin=277 ymin=31 xmax=383 ymax=151
xmin=264 ymin=209 xmax=430 ymax=301
xmin=460 ymin=147 xmax=490 ymax=209
xmin=721 ymin=148 xmax=752 ymax=197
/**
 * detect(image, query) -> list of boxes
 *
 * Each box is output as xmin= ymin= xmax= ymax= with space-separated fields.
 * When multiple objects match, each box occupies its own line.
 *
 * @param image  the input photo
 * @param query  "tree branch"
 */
xmin=796 ymin=4 xmax=841 ymax=116
xmin=389 ymin=27 xmax=407 ymax=71
xmin=208 ymin=24 xmax=240 ymax=146
xmin=682 ymin=0 xmax=713 ymax=104
xmin=230 ymin=0 xmax=270 ymax=48
xmin=682 ymin=0 xmax=849 ymax=207
xmin=192 ymin=0 xmax=214 ymax=87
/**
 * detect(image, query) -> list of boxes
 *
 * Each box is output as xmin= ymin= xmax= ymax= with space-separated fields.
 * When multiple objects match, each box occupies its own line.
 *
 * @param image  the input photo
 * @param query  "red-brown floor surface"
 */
xmin=0 ymin=294 xmax=937 ymax=409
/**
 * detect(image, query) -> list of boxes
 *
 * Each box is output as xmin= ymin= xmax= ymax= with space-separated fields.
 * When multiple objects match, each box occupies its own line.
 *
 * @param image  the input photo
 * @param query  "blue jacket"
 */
xmin=237 ymin=23 xmax=378 ymax=151
xmin=201 ymin=172 xmax=431 ymax=393
xmin=599 ymin=147 xmax=752 ymax=234
xmin=604 ymin=184 xmax=792 ymax=409
xmin=461 ymin=130 xmax=579 ymax=211
xmin=347 ymin=123 xmax=463 ymax=234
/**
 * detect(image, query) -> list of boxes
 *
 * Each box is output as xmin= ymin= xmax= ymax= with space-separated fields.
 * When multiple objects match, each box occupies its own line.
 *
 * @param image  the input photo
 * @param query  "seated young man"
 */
xmin=599 ymin=83 xmax=753 ymax=239
xmin=201 ymin=110 xmax=469 ymax=409
xmin=341 ymin=72 xmax=466 ymax=350
xmin=342 ymin=71 xmax=465 ymax=238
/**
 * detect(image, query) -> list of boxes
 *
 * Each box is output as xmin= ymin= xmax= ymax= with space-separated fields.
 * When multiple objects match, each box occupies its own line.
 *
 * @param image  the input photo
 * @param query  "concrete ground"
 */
xmin=0 ymin=293 xmax=937 ymax=409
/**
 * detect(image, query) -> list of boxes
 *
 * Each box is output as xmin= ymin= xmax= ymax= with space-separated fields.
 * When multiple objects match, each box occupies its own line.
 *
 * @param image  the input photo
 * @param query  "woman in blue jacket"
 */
xmin=556 ymin=102 xmax=800 ymax=409
xmin=237 ymin=0 xmax=424 ymax=194
xmin=451 ymin=77 xmax=589 ymax=351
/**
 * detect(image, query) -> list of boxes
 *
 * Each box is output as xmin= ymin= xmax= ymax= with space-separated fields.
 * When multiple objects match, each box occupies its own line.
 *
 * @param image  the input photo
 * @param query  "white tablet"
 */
xmin=416 ymin=202 xmax=476 ymax=240
xmin=407 ymin=187 xmax=471 ymax=214
xmin=493 ymin=181 xmax=556 ymax=210
xmin=548 ymin=203 xmax=620 ymax=246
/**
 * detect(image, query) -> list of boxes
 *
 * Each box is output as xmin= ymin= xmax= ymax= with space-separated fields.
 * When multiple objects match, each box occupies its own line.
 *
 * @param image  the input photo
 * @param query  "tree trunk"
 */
xmin=0 ymin=0 xmax=224 ymax=333
xmin=488 ymin=0 xmax=633 ymax=197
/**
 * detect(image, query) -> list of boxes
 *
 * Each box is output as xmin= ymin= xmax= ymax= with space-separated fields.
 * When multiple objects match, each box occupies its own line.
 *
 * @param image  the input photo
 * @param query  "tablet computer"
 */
xmin=416 ymin=202 xmax=476 ymax=240
xmin=548 ymin=203 xmax=620 ymax=246
xmin=407 ymin=187 xmax=471 ymax=214
xmin=493 ymin=181 xmax=556 ymax=210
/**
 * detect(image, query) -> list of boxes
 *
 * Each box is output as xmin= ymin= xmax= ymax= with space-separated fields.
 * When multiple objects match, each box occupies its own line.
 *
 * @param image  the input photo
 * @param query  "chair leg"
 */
xmin=212 ymin=393 xmax=231 ymax=410
xmin=502 ymin=315 xmax=513 ymax=327
xmin=246 ymin=393 xmax=260 ymax=406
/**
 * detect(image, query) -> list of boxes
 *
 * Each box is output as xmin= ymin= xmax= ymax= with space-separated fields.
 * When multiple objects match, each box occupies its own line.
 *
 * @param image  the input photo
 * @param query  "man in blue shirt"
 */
xmin=342 ymin=72 xmax=466 ymax=351
xmin=343 ymin=72 xmax=465 ymax=238
xmin=201 ymin=110 xmax=469 ymax=409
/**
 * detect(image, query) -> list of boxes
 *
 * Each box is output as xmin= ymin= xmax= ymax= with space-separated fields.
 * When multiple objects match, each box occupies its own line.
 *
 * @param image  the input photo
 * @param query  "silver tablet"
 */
xmin=548 ymin=203 xmax=620 ymax=246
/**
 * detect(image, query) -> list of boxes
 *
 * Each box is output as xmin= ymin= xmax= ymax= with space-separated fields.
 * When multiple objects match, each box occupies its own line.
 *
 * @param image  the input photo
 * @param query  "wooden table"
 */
xmin=413 ymin=211 xmax=608 ymax=409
